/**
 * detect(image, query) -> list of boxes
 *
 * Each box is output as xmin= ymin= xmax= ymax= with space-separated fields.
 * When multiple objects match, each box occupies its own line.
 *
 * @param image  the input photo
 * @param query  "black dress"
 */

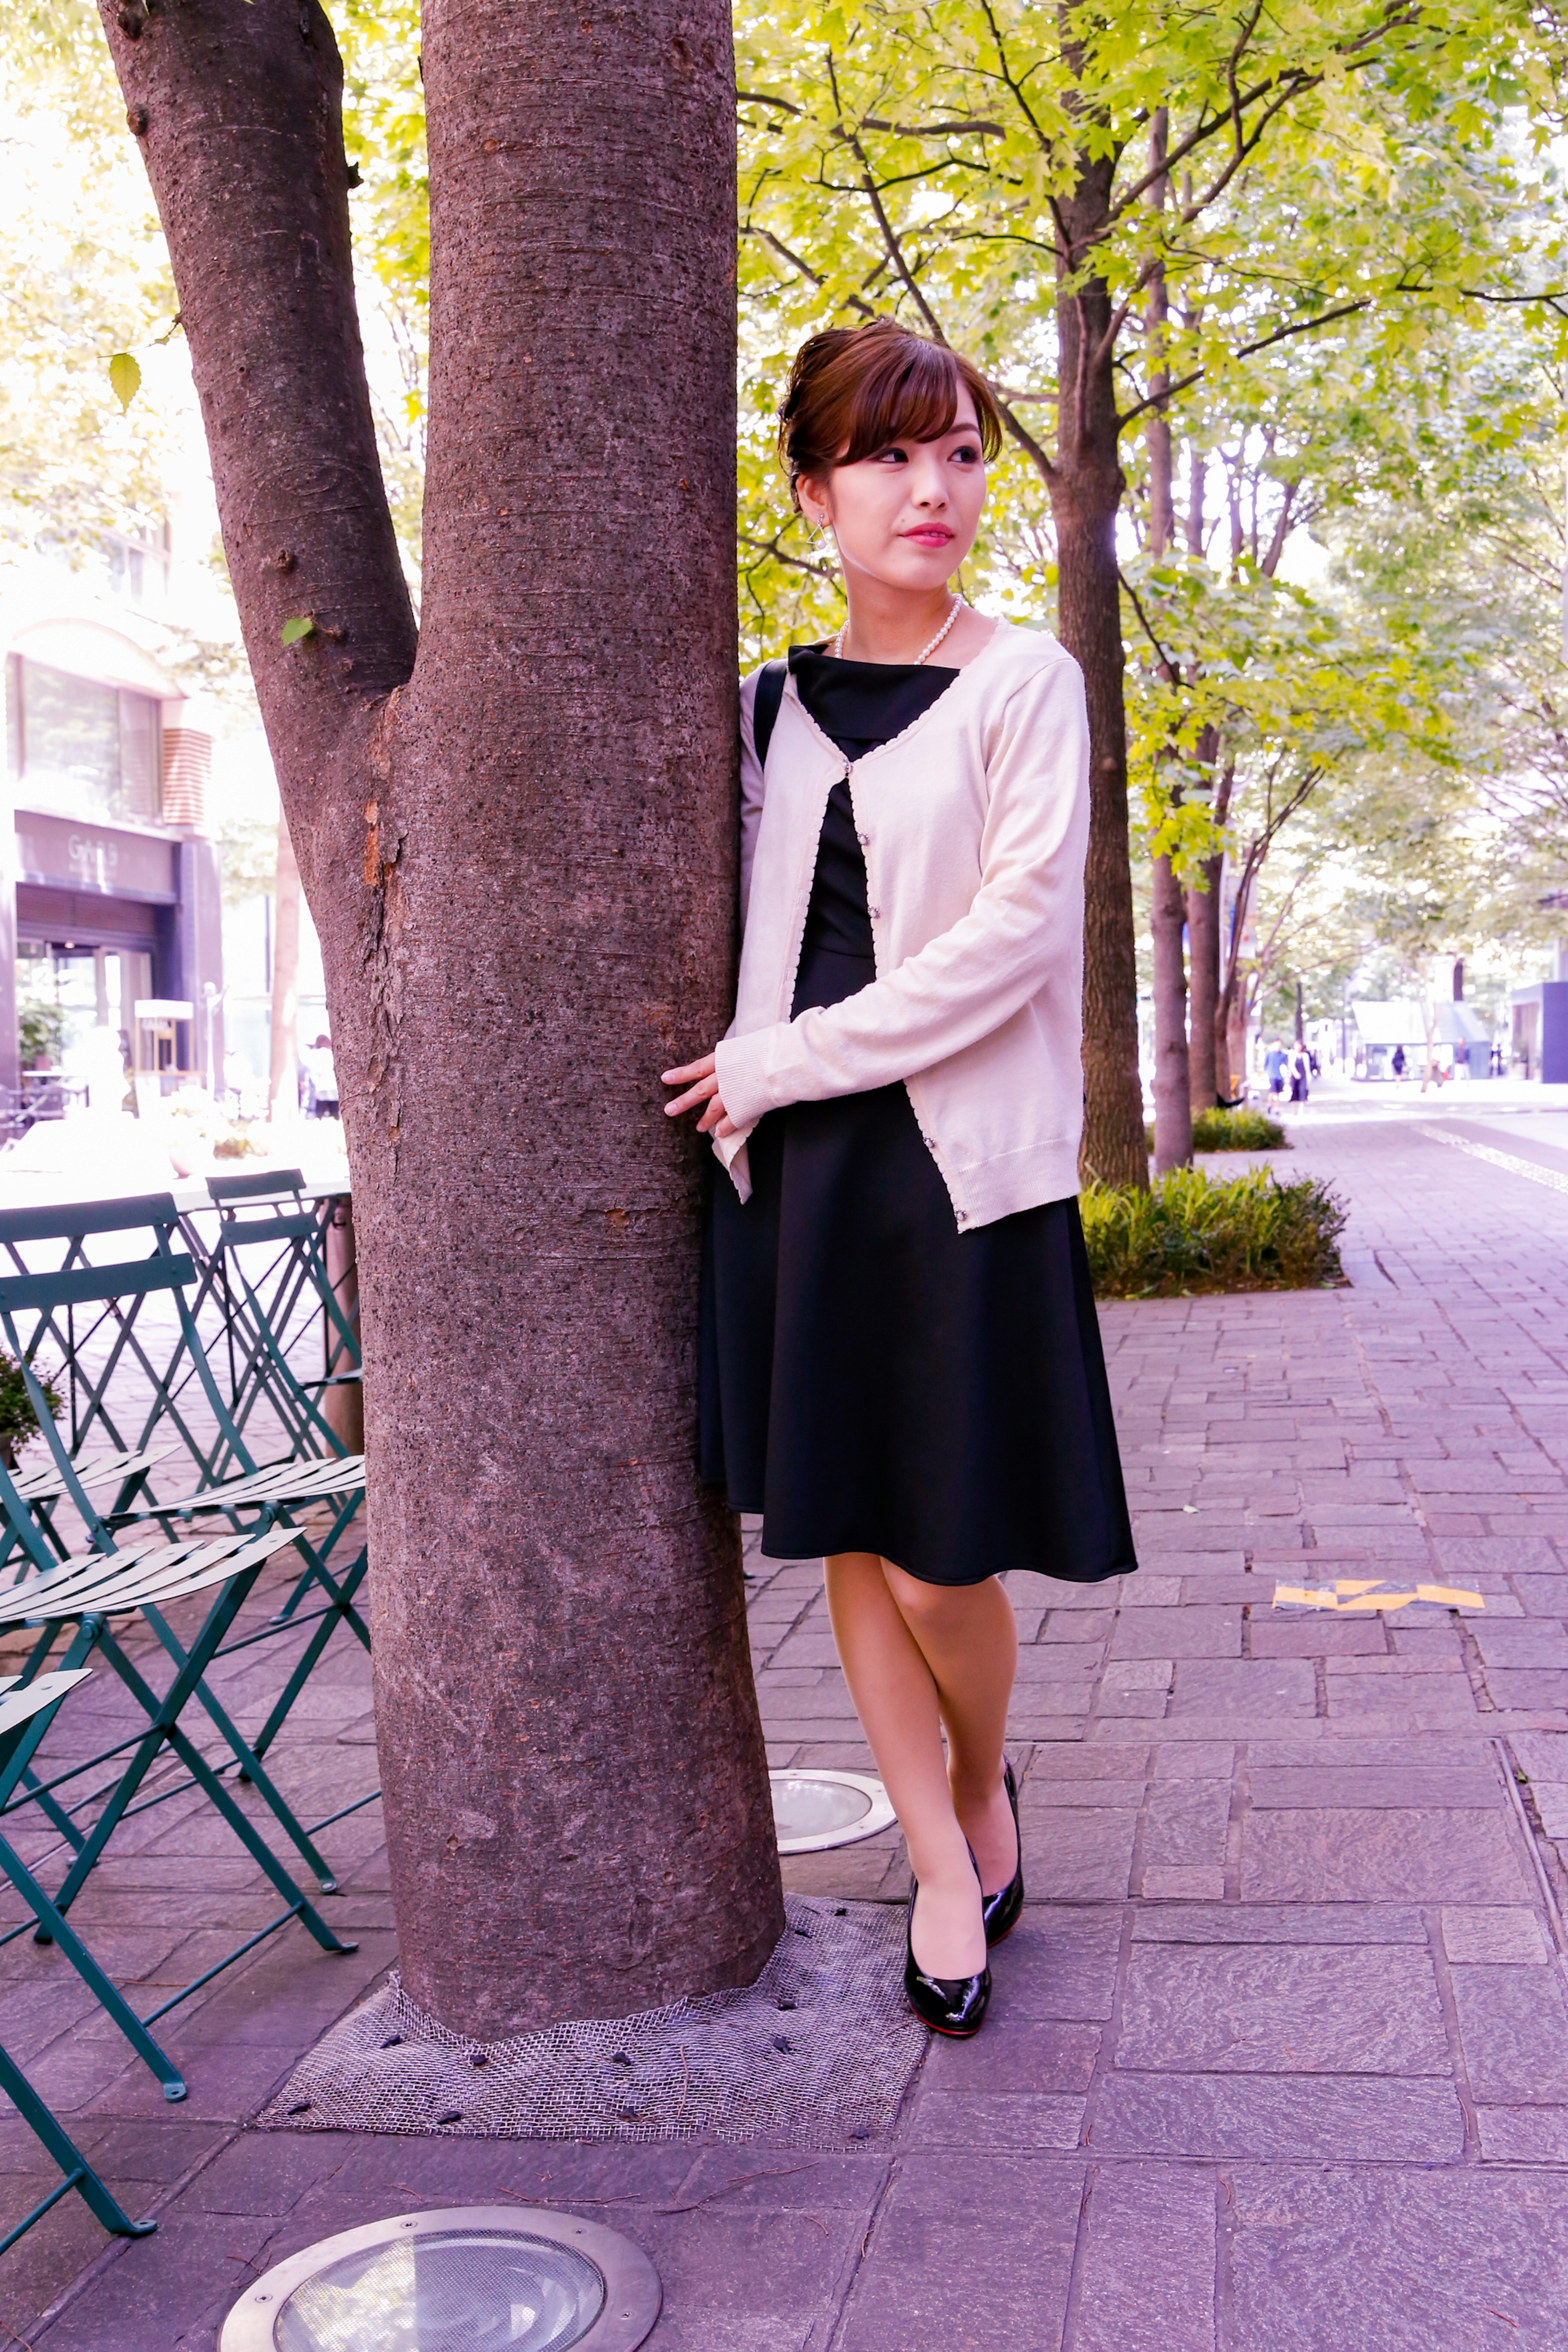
xmin=699 ymin=645 xmax=1137 ymax=1589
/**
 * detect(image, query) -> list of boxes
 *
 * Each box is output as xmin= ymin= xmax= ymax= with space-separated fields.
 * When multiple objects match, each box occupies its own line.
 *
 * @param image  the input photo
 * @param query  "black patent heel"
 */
xmin=904 ymin=1844 xmax=991 ymax=2038
xmin=981 ymin=1757 xmax=1025 ymax=1948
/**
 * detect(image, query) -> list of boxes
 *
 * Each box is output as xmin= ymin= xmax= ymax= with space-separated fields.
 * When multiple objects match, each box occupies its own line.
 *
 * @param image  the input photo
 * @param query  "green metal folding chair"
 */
xmin=0 ymin=1190 xmax=370 ymax=1775
xmin=178 ymin=1169 xmax=361 ymax=1472
xmin=0 ymin=1200 xmax=365 ymax=2015
xmin=0 ymin=1524 xmax=357 ymax=2015
xmin=0 ymin=1669 xmax=184 ymax=2102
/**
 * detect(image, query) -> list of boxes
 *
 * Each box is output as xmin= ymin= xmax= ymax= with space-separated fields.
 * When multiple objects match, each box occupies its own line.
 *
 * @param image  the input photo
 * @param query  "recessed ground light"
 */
xmin=220 ymin=2205 xmax=661 ymax=2352
xmin=770 ymin=1768 xmax=895 ymax=1854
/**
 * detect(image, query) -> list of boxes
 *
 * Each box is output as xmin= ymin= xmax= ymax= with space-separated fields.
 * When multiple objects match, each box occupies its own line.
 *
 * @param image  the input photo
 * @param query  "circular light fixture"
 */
xmin=770 ymin=1768 xmax=896 ymax=1854
xmin=220 ymin=2206 xmax=661 ymax=2352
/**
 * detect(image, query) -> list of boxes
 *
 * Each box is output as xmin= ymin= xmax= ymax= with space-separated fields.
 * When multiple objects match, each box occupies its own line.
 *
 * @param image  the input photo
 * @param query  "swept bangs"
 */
xmin=778 ymin=320 xmax=1004 ymax=506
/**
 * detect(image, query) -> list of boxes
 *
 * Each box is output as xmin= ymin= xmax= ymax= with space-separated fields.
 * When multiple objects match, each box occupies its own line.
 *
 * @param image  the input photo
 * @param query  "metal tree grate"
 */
xmin=260 ymin=1898 xmax=925 ymax=2151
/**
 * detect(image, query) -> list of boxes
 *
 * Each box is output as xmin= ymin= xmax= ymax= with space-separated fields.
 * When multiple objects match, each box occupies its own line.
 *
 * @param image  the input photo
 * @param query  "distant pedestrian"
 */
xmin=1264 ymin=1039 xmax=1288 ymax=1098
xmin=1290 ymin=1047 xmax=1309 ymax=1104
xmin=303 ymin=1033 xmax=339 ymax=1120
xmin=1391 ymin=1044 xmax=1407 ymax=1082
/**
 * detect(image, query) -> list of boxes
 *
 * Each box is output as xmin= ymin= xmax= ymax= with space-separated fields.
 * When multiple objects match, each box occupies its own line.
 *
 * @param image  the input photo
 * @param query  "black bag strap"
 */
xmin=751 ymin=657 xmax=788 ymax=771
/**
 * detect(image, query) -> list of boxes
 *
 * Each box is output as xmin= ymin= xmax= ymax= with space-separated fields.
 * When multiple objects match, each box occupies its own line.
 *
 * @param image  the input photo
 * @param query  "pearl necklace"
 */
xmin=830 ymin=593 xmax=964 ymax=666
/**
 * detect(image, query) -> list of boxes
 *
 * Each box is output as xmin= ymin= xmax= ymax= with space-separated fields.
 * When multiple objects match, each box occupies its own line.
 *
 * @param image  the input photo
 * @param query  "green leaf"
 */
xmin=107 ymin=351 xmax=140 ymax=411
xmin=280 ymin=615 xmax=316 ymax=646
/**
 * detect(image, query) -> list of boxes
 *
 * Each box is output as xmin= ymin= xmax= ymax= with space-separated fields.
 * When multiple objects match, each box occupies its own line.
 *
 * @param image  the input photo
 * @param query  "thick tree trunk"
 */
xmin=1052 ymin=160 xmax=1145 ymax=1189
xmin=268 ymin=813 xmax=301 ymax=1125
xmin=101 ymin=0 xmax=782 ymax=2036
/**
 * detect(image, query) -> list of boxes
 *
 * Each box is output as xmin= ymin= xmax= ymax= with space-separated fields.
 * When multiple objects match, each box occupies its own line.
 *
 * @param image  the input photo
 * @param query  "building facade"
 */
xmin=0 ymin=600 xmax=222 ymax=1107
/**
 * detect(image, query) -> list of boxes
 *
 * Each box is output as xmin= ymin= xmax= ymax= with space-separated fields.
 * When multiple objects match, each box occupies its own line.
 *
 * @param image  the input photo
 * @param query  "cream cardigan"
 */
xmin=713 ymin=619 xmax=1090 ymax=1231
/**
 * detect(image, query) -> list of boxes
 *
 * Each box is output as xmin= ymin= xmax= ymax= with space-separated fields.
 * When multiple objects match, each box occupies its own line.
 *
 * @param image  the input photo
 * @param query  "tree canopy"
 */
xmin=5 ymin=0 xmax=1567 ymax=1102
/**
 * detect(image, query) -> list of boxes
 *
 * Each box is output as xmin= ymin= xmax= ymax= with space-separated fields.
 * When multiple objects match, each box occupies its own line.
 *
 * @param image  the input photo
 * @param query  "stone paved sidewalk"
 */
xmin=7 ymin=1104 xmax=1568 ymax=2348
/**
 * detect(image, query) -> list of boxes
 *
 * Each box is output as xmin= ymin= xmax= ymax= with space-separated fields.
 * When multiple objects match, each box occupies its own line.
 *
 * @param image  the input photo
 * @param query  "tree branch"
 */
xmin=861 ymin=116 xmax=1007 ymax=138
xmin=840 ymin=126 xmax=951 ymax=343
xmin=96 ymin=0 xmax=416 ymax=873
xmin=1119 ymin=567 xmax=1181 ymax=683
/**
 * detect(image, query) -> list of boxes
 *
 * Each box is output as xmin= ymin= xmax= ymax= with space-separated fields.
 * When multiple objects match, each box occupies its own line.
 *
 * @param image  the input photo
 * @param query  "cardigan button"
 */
xmin=857 ymin=831 xmax=869 ymax=846
xmin=868 ymin=905 xmax=880 ymax=919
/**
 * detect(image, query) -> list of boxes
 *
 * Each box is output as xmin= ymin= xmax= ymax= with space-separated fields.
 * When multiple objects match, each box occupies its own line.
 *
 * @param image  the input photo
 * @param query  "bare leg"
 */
xmin=824 ymin=1553 xmax=1016 ymax=1978
xmin=881 ymin=1563 xmax=1018 ymax=1898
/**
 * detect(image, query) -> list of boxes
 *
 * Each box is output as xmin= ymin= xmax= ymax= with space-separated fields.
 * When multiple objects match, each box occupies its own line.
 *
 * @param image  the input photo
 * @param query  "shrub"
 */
xmin=1144 ymin=1106 xmax=1289 ymax=1153
xmin=1082 ymin=1167 xmax=1348 ymax=1299
xmin=0 ymin=1351 xmax=62 ymax=1466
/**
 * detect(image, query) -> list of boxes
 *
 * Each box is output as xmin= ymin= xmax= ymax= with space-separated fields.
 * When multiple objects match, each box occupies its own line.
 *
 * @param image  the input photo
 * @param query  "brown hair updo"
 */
xmin=777 ymin=318 xmax=1004 ymax=510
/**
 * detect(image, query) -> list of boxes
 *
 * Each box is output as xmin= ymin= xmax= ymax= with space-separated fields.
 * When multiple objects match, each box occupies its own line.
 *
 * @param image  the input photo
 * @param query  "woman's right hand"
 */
xmin=662 ymin=1052 xmax=738 ymax=1138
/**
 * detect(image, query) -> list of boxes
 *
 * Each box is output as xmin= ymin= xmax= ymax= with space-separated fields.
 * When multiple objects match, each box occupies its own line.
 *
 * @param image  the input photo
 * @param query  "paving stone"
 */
xmin=1473 ymin=1622 xmax=1568 ymax=1666
xmin=1247 ymin=1768 xmax=1502 ymax=1811
xmin=902 ymin=2092 xmax=1086 ymax=2150
xmin=1152 ymin=1743 xmax=1233 ymax=1780
xmin=835 ymin=2154 xmax=1082 ymax=2352
xmin=922 ymin=2018 xmax=1100 ymax=2094
xmin=1227 ymin=2165 xmax=1568 ymax=2351
xmin=987 ymin=1911 xmax=1122 ymax=2023
xmin=1450 ymin=1962 xmax=1568 ymax=2100
xmin=1247 ymin=1735 xmax=1488 ymax=1771
xmin=1241 ymin=1809 xmax=1530 ymax=1903
xmin=1440 ymin=1906 xmax=1552 ymax=1964
xmin=1115 ymin=1944 xmax=1448 ymax=2076
xmin=1324 ymin=1675 xmax=1481 ymax=1725
xmin=1140 ymin=1784 xmax=1231 ymax=1881
xmin=1474 ymin=2105 xmax=1568 ymax=2160
xmin=1070 ymin=2164 xmax=1216 ymax=2352
xmin=1480 ymin=1668 xmax=1568 ymax=1708
xmin=1091 ymin=2073 xmax=1464 ymax=2161
xmin=1109 ymin=1608 xmax=1241 ymax=1660
xmin=1020 ymin=1809 xmax=1138 ymax=1901
xmin=1020 ymin=1777 xmax=1147 ymax=1809
xmin=1102 ymin=1660 xmax=1173 ymax=1692
xmin=1249 ymin=1616 xmax=1388 ymax=1657
xmin=1169 ymin=1660 xmax=1316 ymax=1718
xmin=1022 ymin=1743 xmax=1151 ymax=1780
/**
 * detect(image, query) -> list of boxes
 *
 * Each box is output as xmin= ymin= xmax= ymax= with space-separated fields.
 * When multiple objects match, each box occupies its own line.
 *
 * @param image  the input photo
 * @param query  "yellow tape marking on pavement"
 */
xmin=1273 ymin=1580 xmax=1483 ymax=1613
xmin=1419 ymin=1125 xmax=1568 ymax=1198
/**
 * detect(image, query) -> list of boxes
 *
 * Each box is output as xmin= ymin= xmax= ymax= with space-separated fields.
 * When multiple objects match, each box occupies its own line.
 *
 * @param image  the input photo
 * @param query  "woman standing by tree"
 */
xmin=665 ymin=319 xmax=1137 ymax=2038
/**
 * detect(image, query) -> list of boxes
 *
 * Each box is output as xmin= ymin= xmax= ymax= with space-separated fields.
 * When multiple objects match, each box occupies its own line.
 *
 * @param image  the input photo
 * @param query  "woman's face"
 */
xmin=797 ymin=390 xmax=988 ymax=597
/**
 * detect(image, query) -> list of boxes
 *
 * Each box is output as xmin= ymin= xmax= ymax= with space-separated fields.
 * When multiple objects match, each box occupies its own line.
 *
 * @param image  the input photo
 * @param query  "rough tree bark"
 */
xmin=100 ymin=0 xmax=783 ymax=2035
xmin=1049 ymin=156 xmax=1145 ymax=1189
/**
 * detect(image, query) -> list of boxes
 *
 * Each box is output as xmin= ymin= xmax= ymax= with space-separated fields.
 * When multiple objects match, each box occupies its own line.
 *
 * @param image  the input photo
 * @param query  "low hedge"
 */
xmin=1144 ymin=1105 xmax=1289 ymax=1153
xmin=1082 ymin=1166 xmax=1348 ymax=1298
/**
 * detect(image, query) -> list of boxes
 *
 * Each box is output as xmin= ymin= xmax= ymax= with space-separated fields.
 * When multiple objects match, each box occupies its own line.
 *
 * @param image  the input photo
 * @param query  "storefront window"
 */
xmin=5 ymin=656 xmax=163 ymax=823
xmin=16 ymin=942 xmax=145 ymax=1092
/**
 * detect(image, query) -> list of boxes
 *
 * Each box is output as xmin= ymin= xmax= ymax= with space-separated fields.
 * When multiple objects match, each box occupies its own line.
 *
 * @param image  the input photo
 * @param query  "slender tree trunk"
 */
xmin=100 ymin=0 xmax=782 ymax=2036
xmin=1185 ymin=739 xmax=1228 ymax=1114
xmin=1142 ymin=117 xmax=1191 ymax=1179
xmin=1051 ymin=158 xmax=1144 ymax=1189
xmin=1149 ymin=851 xmax=1190 ymax=1173
xmin=1185 ymin=854 xmax=1221 ymax=1111
xmin=1227 ymin=989 xmax=1251 ymax=1097
xmin=268 ymin=813 xmax=301 ymax=1125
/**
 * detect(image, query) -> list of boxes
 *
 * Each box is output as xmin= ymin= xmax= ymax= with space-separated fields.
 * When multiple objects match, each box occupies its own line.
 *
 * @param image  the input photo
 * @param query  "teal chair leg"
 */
xmin=0 ymin=2041 xmax=154 ymax=2251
